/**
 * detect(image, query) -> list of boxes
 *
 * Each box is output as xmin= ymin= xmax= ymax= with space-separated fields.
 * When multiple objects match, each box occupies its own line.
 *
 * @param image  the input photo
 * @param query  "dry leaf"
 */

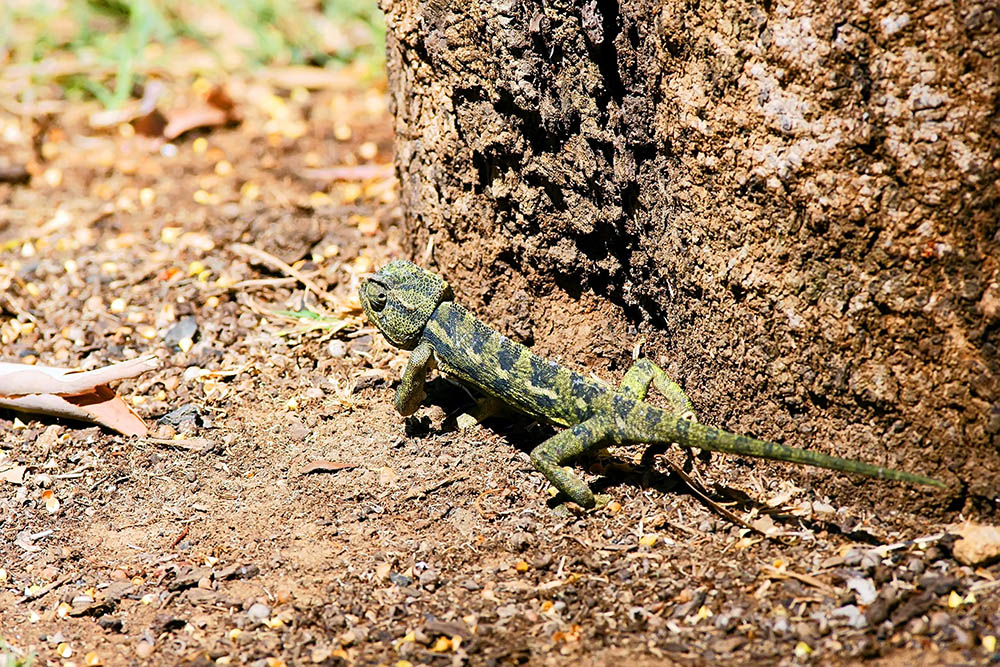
xmin=0 ymin=461 xmax=27 ymax=485
xmin=0 ymin=357 xmax=158 ymax=436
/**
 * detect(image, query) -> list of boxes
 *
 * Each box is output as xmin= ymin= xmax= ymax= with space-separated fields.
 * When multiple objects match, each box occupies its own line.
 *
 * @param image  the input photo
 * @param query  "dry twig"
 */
xmin=231 ymin=243 xmax=337 ymax=304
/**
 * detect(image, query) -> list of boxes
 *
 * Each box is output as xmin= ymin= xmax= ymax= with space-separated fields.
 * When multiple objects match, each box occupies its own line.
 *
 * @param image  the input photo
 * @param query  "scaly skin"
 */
xmin=360 ymin=260 xmax=945 ymax=509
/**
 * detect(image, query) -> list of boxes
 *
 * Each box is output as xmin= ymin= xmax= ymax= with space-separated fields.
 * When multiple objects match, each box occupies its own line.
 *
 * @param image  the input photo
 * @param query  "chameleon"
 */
xmin=360 ymin=260 xmax=944 ymax=509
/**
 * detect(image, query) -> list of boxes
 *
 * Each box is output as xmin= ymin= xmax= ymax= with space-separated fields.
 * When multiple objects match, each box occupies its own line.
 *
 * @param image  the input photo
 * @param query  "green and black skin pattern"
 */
xmin=360 ymin=260 xmax=945 ymax=509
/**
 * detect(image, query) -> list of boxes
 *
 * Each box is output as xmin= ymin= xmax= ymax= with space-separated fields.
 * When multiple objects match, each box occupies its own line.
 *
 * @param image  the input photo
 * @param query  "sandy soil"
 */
xmin=1 ymin=68 xmax=998 ymax=666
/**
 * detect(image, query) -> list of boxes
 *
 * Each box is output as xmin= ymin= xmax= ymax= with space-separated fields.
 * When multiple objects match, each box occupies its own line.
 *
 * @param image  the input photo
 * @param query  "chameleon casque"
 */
xmin=360 ymin=260 xmax=943 ymax=509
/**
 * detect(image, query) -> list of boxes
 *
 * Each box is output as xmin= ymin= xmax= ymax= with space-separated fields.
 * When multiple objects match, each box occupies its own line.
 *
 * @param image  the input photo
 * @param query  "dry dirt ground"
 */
xmin=1 ymin=69 xmax=998 ymax=666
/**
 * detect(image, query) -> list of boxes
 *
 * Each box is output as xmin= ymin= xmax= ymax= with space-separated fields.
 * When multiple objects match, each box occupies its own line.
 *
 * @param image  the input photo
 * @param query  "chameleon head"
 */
xmin=360 ymin=260 xmax=453 ymax=350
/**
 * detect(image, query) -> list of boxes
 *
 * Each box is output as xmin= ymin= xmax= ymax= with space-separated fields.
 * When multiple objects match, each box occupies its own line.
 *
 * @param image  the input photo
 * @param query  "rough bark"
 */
xmin=379 ymin=0 xmax=1000 ymax=517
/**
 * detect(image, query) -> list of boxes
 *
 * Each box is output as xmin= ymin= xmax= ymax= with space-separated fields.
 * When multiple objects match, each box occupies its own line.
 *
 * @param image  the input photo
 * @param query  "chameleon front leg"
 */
xmin=529 ymin=417 xmax=610 ymax=508
xmin=394 ymin=339 xmax=436 ymax=416
xmin=620 ymin=359 xmax=697 ymax=421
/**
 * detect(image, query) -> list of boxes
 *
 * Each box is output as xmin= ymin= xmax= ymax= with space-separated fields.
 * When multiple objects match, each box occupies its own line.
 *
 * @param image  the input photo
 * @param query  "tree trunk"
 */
xmin=379 ymin=0 xmax=1000 ymax=517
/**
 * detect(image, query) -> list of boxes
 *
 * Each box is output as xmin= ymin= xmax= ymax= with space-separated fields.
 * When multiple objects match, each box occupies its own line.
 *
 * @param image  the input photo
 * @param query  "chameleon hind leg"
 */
xmin=529 ymin=417 xmax=610 ymax=509
xmin=620 ymin=359 xmax=697 ymax=421
xmin=455 ymin=395 xmax=505 ymax=430
xmin=621 ymin=359 xmax=710 ymax=478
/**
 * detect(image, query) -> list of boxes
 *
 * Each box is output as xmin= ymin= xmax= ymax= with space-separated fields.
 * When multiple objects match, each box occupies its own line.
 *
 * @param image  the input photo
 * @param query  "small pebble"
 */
xmin=908 ymin=617 xmax=929 ymax=635
xmin=164 ymin=316 xmax=198 ymax=348
xmin=285 ymin=415 xmax=310 ymax=442
xmin=275 ymin=586 xmax=293 ymax=604
xmin=496 ymin=604 xmax=517 ymax=619
xmin=810 ymin=612 xmax=831 ymax=636
xmin=531 ymin=553 xmax=553 ymax=570
xmin=923 ymin=545 xmax=947 ymax=562
xmin=859 ymin=551 xmax=880 ymax=572
xmin=951 ymin=626 xmax=974 ymax=649
xmin=952 ymin=523 xmax=1000 ymax=566
xmin=929 ymin=610 xmax=951 ymax=633
xmin=714 ymin=613 xmax=736 ymax=631
xmin=873 ymin=564 xmax=893 ymax=585
xmin=508 ymin=532 xmax=533 ymax=552
xmin=389 ymin=572 xmax=413 ymax=587
xmin=832 ymin=605 xmax=867 ymax=629
xmin=135 ymin=642 xmax=154 ymax=659
xmin=418 ymin=569 xmax=440 ymax=588
xmin=844 ymin=547 xmax=864 ymax=567
xmin=846 ymin=577 xmax=878 ymax=605
xmin=246 ymin=603 xmax=270 ymax=623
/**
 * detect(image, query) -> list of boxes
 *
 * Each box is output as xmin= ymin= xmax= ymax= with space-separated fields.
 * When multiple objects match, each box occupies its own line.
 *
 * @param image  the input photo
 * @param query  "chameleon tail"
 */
xmin=635 ymin=410 xmax=945 ymax=488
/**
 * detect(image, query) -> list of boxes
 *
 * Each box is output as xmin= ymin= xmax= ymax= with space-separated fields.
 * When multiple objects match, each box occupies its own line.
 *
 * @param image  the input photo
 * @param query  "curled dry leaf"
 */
xmin=89 ymin=80 xmax=165 ymax=129
xmin=0 ymin=357 xmax=159 ymax=436
xmin=163 ymin=106 xmax=231 ymax=140
xmin=163 ymin=86 xmax=240 ymax=140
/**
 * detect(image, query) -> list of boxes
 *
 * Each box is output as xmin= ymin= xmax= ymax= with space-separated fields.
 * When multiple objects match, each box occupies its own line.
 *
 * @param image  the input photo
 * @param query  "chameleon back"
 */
xmin=423 ymin=301 xmax=615 ymax=427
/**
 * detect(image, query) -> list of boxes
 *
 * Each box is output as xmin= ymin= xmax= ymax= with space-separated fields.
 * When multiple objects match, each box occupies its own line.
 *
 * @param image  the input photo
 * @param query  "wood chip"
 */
xmin=404 ymin=473 xmax=468 ymax=500
xmin=0 ymin=165 xmax=30 ymax=185
xmin=298 ymin=461 xmax=358 ymax=475
xmin=763 ymin=565 xmax=835 ymax=594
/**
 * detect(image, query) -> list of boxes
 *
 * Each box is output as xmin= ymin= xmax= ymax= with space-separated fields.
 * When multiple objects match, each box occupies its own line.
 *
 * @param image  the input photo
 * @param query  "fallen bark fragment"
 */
xmin=0 ymin=357 xmax=159 ymax=436
xmin=298 ymin=460 xmax=358 ymax=475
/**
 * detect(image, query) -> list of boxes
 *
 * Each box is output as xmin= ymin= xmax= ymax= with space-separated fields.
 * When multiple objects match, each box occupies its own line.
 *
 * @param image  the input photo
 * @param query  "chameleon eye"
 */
xmin=370 ymin=290 xmax=387 ymax=311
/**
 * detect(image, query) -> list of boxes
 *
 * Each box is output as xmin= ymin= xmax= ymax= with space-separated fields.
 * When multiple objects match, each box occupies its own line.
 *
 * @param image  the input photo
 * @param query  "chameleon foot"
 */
xmin=592 ymin=493 xmax=613 ymax=509
xmin=455 ymin=412 xmax=480 ymax=430
xmin=455 ymin=396 xmax=504 ymax=430
xmin=551 ymin=493 xmax=612 ymax=516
